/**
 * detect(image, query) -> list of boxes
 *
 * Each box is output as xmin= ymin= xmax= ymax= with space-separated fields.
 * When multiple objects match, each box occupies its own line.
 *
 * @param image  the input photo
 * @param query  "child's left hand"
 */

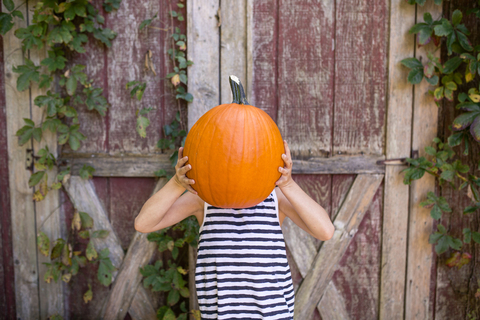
xmin=276 ymin=140 xmax=293 ymax=188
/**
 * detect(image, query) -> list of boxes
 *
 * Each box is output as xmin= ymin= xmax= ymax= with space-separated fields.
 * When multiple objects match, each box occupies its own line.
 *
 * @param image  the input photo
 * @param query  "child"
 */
xmin=135 ymin=140 xmax=335 ymax=319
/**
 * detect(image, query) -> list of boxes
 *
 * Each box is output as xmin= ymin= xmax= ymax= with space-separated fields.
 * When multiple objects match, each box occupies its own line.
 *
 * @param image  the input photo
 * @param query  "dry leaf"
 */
xmin=72 ymin=211 xmax=82 ymax=231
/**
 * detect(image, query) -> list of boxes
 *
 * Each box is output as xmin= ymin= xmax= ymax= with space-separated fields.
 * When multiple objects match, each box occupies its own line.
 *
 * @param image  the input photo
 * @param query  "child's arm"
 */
xmin=134 ymin=147 xmax=204 ymax=233
xmin=276 ymin=141 xmax=335 ymax=241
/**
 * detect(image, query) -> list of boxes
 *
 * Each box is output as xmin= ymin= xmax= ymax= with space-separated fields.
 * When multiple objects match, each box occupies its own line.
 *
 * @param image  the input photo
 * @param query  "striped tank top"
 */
xmin=195 ymin=189 xmax=295 ymax=319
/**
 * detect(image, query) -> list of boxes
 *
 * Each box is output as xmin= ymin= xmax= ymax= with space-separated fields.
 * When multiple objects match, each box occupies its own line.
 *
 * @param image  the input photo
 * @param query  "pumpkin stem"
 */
xmin=229 ymin=75 xmax=249 ymax=105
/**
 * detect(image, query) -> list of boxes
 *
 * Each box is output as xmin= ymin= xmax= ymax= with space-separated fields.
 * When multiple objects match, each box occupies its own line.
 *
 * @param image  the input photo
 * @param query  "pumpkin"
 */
xmin=183 ymin=75 xmax=284 ymax=208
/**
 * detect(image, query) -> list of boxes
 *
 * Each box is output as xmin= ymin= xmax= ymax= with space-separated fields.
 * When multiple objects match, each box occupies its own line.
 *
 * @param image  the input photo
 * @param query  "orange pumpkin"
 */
xmin=183 ymin=75 xmax=284 ymax=208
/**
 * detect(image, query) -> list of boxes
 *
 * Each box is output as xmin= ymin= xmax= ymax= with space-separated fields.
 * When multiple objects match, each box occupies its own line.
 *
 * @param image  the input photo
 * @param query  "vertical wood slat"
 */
xmin=4 ymin=1 xmax=40 ymax=318
xmin=379 ymin=0 xmax=416 ymax=318
xmin=186 ymin=0 xmax=220 ymax=130
xmin=28 ymin=0 xmax=65 ymax=317
xmin=405 ymin=2 xmax=440 ymax=320
xmin=220 ymin=0 xmax=247 ymax=104
xmin=0 ymin=6 xmax=17 ymax=318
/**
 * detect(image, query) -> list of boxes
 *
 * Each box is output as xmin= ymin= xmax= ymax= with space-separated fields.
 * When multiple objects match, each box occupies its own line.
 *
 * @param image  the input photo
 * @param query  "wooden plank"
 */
xmin=277 ymin=0 xmax=335 ymax=158
xmin=63 ymin=176 xmax=156 ymax=318
xmin=101 ymin=178 xmax=166 ymax=319
xmin=27 ymin=0 xmax=64 ymax=316
xmin=318 ymin=282 xmax=350 ymax=320
xmin=250 ymin=0 xmax=278 ymax=119
xmin=379 ymin=0 xmax=416 ymax=318
xmin=404 ymin=2 xmax=440 ymax=319
xmin=128 ymin=284 xmax=158 ymax=320
xmin=220 ymin=0 xmax=247 ymax=105
xmin=333 ymin=0 xmax=388 ymax=155
xmin=59 ymin=153 xmax=386 ymax=176
xmin=106 ymin=0 xmax=168 ymax=153
xmin=59 ymin=153 xmax=175 ymax=177
xmin=245 ymin=0 xmax=254 ymax=104
xmin=109 ymin=178 xmax=158 ymax=249
xmin=293 ymin=174 xmax=383 ymax=319
xmin=186 ymin=0 xmax=220 ymax=129
xmin=0 ymin=13 xmax=16 ymax=317
xmin=189 ymin=245 xmax=199 ymax=319
xmin=331 ymin=183 xmax=383 ymax=320
xmin=3 ymin=1 xmax=40 ymax=318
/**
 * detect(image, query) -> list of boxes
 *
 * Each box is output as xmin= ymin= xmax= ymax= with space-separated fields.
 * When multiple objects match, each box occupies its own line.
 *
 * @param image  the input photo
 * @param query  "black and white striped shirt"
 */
xmin=195 ymin=189 xmax=295 ymax=319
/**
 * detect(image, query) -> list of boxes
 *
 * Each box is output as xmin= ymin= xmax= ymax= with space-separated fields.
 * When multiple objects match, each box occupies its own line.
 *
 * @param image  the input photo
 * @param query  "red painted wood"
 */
xmin=251 ymin=0 xmax=278 ymax=120
xmin=109 ymin=177 xmax=157 ymax=249
xmin=0 ymin=21 xmax=17 ymax=319
xmin=332 ymin=182 xmax=383 ymax=320
xmin=276 ymin=0 xmax=335 ymax=158
xmin=333 ymin=0 xmax=387 ymax=155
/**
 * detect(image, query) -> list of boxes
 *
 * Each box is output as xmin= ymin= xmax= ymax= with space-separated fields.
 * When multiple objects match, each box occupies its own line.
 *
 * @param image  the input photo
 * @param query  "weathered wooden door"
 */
xmin=186 ymin=0 xmax=439 ymax=319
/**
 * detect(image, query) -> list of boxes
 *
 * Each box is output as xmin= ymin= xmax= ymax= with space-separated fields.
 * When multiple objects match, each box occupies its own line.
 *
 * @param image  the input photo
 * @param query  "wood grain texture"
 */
xmin=277 ymin=0 xmax=335 ymax=158
xmin=379 ymin=0 xmax=415 ymax=318
xmin=189 ymin=245 xmax=199 ymax=320
xmin=3 ymin=1 xmax=40 ymax=318
xmin=293 ymin=174 xmax=383 ymax=319
xmin=63 ymin=176 xmax=156 ymax=319
xmin=332 ymin=183 xmax=383 ymax=320
xmin=28 ymin=0 xmax=64 ymax=315
xmin=106 ymin=0 xmax=170 ymax=153
xmin=59 ymin=153 xmax=175 ymax=177
xmin=0 ymin=10 xmax=16 ymax=317
xmin=187 ymin=0 xmax=220 ymax=129
xmin=318 ymin=282 xmax=350 ymax=320
xmin=251 ymin=0 xmax=277 ymax=119
xmin=333 ymin=0 xmax=387 ymax=155
xmin=128 ymin=285 xmax=158 ymax=320
xmin=405 ymin=2 xmax=440 ymax=319
xmin=220 ymin=0 xmax=247 ymax=105
xmin=101 ymin=178 xmax=166 ymax=319
xmin=59 ymin=153 xmax=386 ymax=177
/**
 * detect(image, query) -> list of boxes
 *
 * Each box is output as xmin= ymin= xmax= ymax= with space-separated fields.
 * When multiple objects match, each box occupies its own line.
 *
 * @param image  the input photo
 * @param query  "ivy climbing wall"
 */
xmin=57 ymin=1 xmax=186 ymax=318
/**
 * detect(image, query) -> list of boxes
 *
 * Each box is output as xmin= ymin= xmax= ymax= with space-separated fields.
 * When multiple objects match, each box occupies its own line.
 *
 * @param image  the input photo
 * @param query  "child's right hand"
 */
xmin=173 ymin=147 xmax=197 ymax=195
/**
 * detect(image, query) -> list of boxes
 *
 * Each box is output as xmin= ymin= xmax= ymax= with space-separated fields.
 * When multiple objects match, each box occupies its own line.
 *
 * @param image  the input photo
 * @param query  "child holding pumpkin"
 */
xmin=135 ymin=142 xmax=334 ymax=319
xmin=135 ymin=75 xmax=334 ymax=319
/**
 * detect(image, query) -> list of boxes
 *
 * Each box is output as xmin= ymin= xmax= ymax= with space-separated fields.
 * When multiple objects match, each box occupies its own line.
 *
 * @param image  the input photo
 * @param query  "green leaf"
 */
xmin=86 ymin=241 xmax=97 ymax=261
xmin=448 ymin=132 xmax=464 ymax=147
xmin=13 ymin=60 xmax=41 ymax=91
xmin=0 ymin=13 xmax=14 ymax=35
xmin=66 ymin=75 xmax=77 ymax=96
xmin=41 ymin=51 xmax=67 ymax=72
xmin=470 ymin=116 xmax=480 ymax=142
xmin=84 ymin=87 xmax=108 ymax=116
xmin=93 ymin=28 xmax=117 ymax=47
xmin=443 ymin=57 xmax=462 ymax=74
xmin=425 ymin=75 xmax=439 ymax=86
xmin=167 ymin=289 xmax=180 ymax=306
xmin=79 ymin=211 xmax=94 ymax=229
xmin=136 ymin=115 xmax=150 ymax=138
xmin=37 ymin=232 xmax=50 ymax=257
xmin=97 ymin=252 xmax=115 ymax=286
xmin=407 ymin=68 xmax=424 ymax=84
xmin=452 ymin=9 xmax=463 ymax=27
xmin=457 ymin=31 xmax=473 ymax=52
xmin=3 ymin=0 xmax=14 ymax=11
xmin=464 ymin=206 xmax=478 ymax=214
xmin=452 ymin=112 xmax=479 ymax=131
xmin=139 ymin=13 xmax=157 ymax=31
xmin=103 ymin=0 xmax=121 ymax=12
xmin=434 ymin=19 xmax=454 ymax=37
xmin=435 ymin=236 xmax=449 ymax=254
xmin=472 ymin=231 xmax=480 ymax=244
xmin=90 ymin=230 xmax=109 ymax=239
xmin=430 ymin=205 xmax=442 ymax=220
xmin=79 ymin=164 xmax=95 ymax=180
xmin=401 ymin=58 xmax=423 ymax=69
xmin=29 ymin=171 xmax=45 ymax=187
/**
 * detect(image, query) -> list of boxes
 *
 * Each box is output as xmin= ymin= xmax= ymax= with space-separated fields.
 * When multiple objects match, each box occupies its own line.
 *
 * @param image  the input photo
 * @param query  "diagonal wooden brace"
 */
xmin=63 ymin=176 xmax=163 ymax=319
xmin=292 ymin=174 xmax=384 ymax=320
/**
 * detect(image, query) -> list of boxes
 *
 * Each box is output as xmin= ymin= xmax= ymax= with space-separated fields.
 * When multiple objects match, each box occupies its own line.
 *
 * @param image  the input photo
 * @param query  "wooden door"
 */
xmin=186 ymin=0 xmax=439 ymax=319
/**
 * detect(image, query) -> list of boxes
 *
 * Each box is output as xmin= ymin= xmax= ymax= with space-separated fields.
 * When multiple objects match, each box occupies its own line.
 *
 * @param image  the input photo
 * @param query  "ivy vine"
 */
xmin=1 ymin=0 xmax=122 ymax=315
xmin=401 ymin=0 xmax=480 ymax=277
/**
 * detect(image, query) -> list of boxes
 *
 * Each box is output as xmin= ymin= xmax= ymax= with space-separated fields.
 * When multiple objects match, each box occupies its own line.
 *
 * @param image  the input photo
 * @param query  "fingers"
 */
xmin=281 ymin=140 xmax=293 ymax=169
xmin=278 ymin=166 xmax=290 ymax=175
xmin=178 ymin=147 xmax=184 ymax=159
xmin=178 ymin=164 xmax=192 ymax=176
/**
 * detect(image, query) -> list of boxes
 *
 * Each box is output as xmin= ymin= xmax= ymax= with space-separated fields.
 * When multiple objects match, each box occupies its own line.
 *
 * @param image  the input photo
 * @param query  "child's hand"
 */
xmin=174 ymin=147 xmax=197 ymax=194
xmin=276 ymin=140 xmax=293 ymax=189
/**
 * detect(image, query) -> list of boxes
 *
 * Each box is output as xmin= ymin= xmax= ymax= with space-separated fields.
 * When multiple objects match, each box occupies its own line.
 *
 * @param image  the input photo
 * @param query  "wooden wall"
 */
xmin=0 ymin=8 xmax=16 ymax=318
xmin=435 ymin=0 xmax=480 ymax=318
